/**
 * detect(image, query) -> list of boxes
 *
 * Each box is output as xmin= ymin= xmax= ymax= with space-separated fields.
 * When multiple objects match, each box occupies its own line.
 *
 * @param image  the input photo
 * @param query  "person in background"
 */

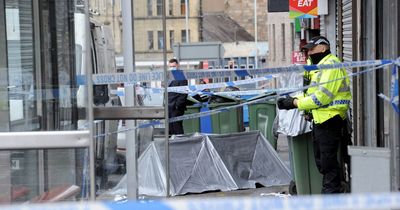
xmin=168 ymin=58 xmax=188 ymax=135
xmin=277 ymin=36 xmax=351 ymax=193
xmin=199 ymin=79 xmax=210 ymax=92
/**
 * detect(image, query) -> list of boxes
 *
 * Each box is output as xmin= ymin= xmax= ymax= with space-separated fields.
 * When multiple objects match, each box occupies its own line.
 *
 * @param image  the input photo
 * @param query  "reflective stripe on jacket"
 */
xmin=296 ymin=54 xmax=351 ymax=124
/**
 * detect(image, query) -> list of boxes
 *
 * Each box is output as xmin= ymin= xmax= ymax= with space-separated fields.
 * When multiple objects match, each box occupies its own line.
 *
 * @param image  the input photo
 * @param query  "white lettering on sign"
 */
xmin=298 ymin=0 xmax=314 ymax=7
xmin=292 ymin=51 xmax=307 ymax=64
xmin=11 ymin=159 xmax=20 ymax=170
xmin=294 ymin=53 xmax=306 ymax=62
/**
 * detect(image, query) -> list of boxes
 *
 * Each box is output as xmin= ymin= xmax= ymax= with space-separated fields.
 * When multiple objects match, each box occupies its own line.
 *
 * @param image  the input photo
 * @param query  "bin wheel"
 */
xmin=289 ymin=180 xmax=297 ymax=195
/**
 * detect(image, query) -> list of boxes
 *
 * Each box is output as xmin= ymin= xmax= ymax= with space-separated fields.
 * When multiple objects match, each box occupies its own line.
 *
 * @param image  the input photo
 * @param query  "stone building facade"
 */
xmin=202 ymin=0 xmax=295 ymax=67
xmin=90 ymin=0 xmax=294 ymax=68
xmin=224 ymin=0 xmax=268 ymax=41
xmin=202 ymin=0 xmax=268 ymax=42
xmin=133 ymin=0 xmax=201 ymax=61
xmin=89 ymin=0 xmax=201 ymax=63
xmin=266 ymin=12 xmax=296 ymax=67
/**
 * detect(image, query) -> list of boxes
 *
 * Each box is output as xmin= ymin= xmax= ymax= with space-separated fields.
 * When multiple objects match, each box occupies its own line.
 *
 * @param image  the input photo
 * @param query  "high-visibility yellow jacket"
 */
xmin=296 ymin=54 xmax=351 ymax=124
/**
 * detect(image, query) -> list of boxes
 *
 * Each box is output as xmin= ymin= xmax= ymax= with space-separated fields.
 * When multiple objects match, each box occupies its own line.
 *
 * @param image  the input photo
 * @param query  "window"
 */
xmin=158 ymin=31 xmax=164 ymax=50
xmin=281 ymin=23 xmax=286 ymax=61
xmin=181 ymin=29 xmax=190 ymax=42
xmin=169 ymin=30 xmax=174 ymax=49
xmin=147 ymin=0 xmax=153 ymax=16
xmin=180 ymin=0 xmax=186 ymax=15
xmin=291 ymin=22 xmax=295 ymax=52
xmin=169 ymin=0 xmax=173 ymax=15
xmin=272 ymin=24 xmax=276 ymax=61
xmin=156 ymin=0 xmax=162 ymax=16
xmin=147 ymin=31 xmax=154 ymax=50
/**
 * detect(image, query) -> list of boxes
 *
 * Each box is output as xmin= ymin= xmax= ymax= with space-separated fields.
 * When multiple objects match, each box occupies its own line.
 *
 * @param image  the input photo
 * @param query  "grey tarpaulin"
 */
xmin=107 ymin=131 xmax=291 ymax=196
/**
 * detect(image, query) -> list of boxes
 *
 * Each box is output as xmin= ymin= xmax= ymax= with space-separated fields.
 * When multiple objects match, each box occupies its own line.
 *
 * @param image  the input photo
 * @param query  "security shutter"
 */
xmin=339 ymin=0 xmax=355 ymax=145
xmin=342 ymin=0 xmax=353 ymax=62
xmin=319 ymin=15 xmax=326 ymax=37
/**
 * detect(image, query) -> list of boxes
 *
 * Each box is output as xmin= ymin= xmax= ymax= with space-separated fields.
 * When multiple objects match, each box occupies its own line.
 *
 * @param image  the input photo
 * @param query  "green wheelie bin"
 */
xmin=248 ymin=94 xmax=277 ymax=150
xmin=183 ymin=94 xmax=244 ymax=134
xmin=208 ymin=98 xmax=244 ymax=134
xmin=182 ymin=96 xmax=201 ymax=134
xmin=287 ymin=132 xmax=322 ymax=195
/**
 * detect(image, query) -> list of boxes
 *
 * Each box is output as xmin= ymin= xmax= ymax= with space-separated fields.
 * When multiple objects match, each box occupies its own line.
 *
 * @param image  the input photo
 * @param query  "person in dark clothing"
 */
xmin=277 ymin=36 xmax=351 ymax=193
xmin=168 ymin=58 xmax=188 ymax=135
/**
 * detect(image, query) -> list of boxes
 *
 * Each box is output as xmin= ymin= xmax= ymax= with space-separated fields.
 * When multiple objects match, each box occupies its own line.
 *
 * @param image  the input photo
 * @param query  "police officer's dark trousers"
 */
xmin=169 ymin=108 xmax=184 ymax=135
xmin=312 ymin=115 xmax=345 ymax=193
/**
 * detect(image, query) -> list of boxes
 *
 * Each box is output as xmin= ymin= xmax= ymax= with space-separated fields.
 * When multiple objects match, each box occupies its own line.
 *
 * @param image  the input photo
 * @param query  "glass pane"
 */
xmin=0 ymin=0 xmax=92 ymax=204
xmin=147 ymin=0 xmax=152 ymax=16
xmin=156 ymin=0 xmax=162 ymax=16
xmin=0 ymin=148 xmax=89 ymax=204
xmin=5 ymin=0 xmax=37 ymax=131
xmin=3 ymin=0 xmax=84 ymax=132
xmin=157 ymin=31 xmax=164 ymax=50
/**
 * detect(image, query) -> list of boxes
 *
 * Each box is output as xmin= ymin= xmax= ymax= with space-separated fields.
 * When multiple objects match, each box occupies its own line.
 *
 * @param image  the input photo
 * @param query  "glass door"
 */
xmin=0 ymin=0 xmax=91 ymax=204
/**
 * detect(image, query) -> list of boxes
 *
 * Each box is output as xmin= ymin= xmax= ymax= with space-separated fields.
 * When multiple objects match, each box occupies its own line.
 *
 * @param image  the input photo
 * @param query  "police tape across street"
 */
xmin=76 ymin=59 xmax=393 ymax=85
xmin=128 ymin=74 xmax=275 ymax=95
xmin=112 ymin=59 xmax=395 ymax=95
xmin=92 ymin=60 xmax=398 ymax=139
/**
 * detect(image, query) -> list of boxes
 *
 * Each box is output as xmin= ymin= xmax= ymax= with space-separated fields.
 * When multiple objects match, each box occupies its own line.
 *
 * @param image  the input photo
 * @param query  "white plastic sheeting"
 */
xmin=277 ymin=109 xmax=312 ymax=136
xmin=276 ymin=71 xmax=312 ymax=136
xmin=107 ymin=131 xmax=291 ymax=196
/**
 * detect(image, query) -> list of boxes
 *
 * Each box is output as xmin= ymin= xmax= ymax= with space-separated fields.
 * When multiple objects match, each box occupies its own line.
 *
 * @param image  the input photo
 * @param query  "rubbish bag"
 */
xmin=277 ymin=108 xmax=311 ymax=136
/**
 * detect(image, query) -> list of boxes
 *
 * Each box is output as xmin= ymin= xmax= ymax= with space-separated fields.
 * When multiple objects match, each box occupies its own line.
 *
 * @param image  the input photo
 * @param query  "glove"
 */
xmin=277 ymin=97 xmax=296 ymax=110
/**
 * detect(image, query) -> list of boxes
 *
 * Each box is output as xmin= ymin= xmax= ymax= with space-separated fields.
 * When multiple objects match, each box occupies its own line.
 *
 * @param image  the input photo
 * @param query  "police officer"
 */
xmin=277 ymin=36 xmax=351 ymax=193
xmin=168 ymin=58 xmax=188 ymax=135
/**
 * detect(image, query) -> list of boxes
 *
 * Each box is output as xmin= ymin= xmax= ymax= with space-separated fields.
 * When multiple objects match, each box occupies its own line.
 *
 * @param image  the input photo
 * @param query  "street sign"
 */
xmin=173 ymin=42 xmax=224 ymax=61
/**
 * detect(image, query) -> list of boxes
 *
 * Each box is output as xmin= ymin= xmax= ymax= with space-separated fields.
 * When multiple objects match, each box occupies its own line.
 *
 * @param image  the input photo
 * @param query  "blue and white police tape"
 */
xmin=3 ymin=192 xmax=400 ymax=210
xmin=170 ymin=62 xmax=394 ymax=123
xmin=391 ymin=65 xmax=399 ymax=113
xmin=0 ymin=74 xmax=35 ymax=86
xmin=168 ymin=59 xmax=392 ymax=81
xmin=79 ymin=59 xmax=394 ymax=85
xmin=116 ymin=75 xmax=274 ymax=96
xmin=94 ymin=120 xmax=162 ymax=139
xmin=118 ymin=87 xmax=274 ymax=98
xmin=168 ymin=75 xmax=274 ymax=93
xmin=6 ymin=87 xmax=81 ymax=101
xmin=378 ymin=93 xmax=391 ymax=102
xmin=93 ymin=61 xmax=394 ymax=139
xmin=377 ymin=65 xmax=399 ymax=114
xmin=213 ymin=89 xmax=276 ymax=97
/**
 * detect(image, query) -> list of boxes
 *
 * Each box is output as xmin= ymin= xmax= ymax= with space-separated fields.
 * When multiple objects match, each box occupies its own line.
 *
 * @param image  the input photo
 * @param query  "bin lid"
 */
xmin=191 ymin=93 xmax=211 ymax=103
xmin=209 ymin=94 xmax=241 ymax=103
xmin=186 ymin=95 xmax=200 ymax=106
xmin=348 ymin=146 xmax=391 ymax=158
xmin=246 ymin=92 xmax=276 ymax=103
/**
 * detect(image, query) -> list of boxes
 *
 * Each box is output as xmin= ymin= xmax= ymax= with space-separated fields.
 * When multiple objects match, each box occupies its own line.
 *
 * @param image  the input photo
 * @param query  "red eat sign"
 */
xmin=289 ymin=0 xmax=318 ymax=14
